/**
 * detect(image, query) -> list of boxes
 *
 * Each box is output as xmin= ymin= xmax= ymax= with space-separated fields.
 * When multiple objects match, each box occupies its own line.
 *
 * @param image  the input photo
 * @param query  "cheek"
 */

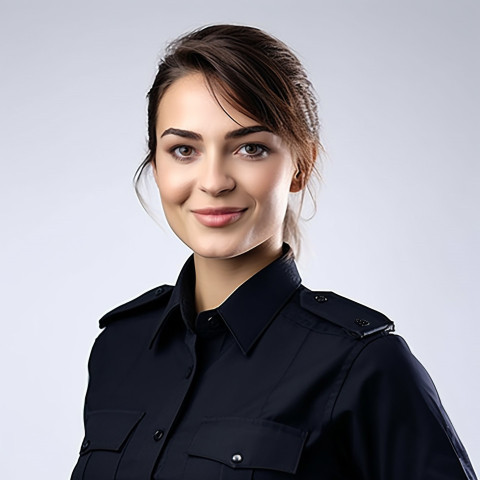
xmin=247 ymin=165 xmax=293 ymax=209
xmin=155 ymin=164 xmax=192 ymax=206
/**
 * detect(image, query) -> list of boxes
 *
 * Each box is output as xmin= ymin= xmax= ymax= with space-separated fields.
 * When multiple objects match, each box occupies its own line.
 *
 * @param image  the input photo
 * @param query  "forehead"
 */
xmin=156 ymin=73 xmax=261 ymax=133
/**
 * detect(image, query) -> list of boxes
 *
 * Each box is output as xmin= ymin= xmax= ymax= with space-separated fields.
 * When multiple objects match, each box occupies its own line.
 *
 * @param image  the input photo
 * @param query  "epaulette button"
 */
xmin=355 ymin=318 xmax=370 ymax=327
xmin=314 ymin=294 xmax=328 ymax=303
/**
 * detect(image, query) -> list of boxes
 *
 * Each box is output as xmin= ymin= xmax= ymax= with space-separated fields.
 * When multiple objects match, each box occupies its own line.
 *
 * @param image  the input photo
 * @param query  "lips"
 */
xmin=191 ymin=207 xmax=247 ymax=227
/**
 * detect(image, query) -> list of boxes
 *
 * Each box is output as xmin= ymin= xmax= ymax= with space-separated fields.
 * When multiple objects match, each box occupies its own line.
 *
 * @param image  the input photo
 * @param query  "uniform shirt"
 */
xmin=71 ymin=245 xmax=477 ymax=480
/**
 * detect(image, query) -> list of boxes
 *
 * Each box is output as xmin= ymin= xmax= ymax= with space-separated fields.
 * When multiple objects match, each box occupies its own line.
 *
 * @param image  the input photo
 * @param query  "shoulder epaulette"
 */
xmin=300 ymin=289 xmax=394 ymax=338
xmin=99 ymin=285 xmax=173 ymax=328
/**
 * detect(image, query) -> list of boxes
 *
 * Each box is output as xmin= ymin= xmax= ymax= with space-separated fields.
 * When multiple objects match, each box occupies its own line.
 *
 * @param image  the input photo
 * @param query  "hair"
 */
xmin=134 ymin=24 xmax=322 ymax=256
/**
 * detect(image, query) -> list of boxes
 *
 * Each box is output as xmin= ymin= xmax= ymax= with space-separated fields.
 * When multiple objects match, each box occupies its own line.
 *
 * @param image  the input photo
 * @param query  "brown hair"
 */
xmin=135 ymin=24 xmax=322 ymax=255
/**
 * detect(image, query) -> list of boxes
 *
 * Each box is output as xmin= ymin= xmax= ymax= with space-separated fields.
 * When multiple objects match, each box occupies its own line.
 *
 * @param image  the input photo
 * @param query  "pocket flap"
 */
xmin=188 ymin=417 xmax=308 ymax=473
xmin=80 ymin=410 xmax=145 ymax=453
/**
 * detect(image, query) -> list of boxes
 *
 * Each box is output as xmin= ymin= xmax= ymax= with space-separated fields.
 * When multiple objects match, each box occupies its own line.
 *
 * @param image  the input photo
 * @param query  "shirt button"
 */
xmin=314 ymin=294 xmax=328 ymax=303
xmin=80 ymin=439 xmax=90 ymax=452
xmin=153 ymin=429 xmax=164 ymax=441
xmin=185 ymin=366 xmax=193 ymax=378
xmin=155 ymin=287 xmax=164 ymax=296
xmin=207 ymin=315 xmax=218 ymax=327
xmin=231 ymin=453 xmax=243 ymax=463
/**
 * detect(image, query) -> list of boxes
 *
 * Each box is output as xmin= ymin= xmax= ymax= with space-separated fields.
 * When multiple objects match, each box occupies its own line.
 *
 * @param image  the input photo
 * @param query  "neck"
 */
xmin=193 ymin=240 xmax=283 ymax=313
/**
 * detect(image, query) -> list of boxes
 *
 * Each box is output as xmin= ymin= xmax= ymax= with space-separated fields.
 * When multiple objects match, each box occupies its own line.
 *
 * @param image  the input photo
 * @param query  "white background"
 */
xmin=1 ymin=0 xmax=478 ymax=477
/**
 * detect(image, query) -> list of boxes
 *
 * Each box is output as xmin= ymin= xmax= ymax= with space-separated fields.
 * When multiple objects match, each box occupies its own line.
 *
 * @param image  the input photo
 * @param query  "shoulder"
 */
xmin=331 ymin=332 xmax=442 ymax=417
xmin=294 ymin=286 xmax=395 ymax=338
xmin=98 ymin=284 xmax=174 ymax=328
xmin=292 ymin=287 xmax=432 ymax=399
xmin=325 ymin=317 xmax=474 ymax=479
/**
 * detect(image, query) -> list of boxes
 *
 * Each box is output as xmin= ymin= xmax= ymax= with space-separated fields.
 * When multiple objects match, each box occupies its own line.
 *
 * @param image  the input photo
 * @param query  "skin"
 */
xmin=153 ymin=73 xmax=303 ymax=312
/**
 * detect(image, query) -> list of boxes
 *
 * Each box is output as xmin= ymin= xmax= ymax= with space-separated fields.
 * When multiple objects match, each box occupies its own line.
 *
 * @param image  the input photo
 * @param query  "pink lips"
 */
xmin=191 ymin=207 xmax=247 ymax=227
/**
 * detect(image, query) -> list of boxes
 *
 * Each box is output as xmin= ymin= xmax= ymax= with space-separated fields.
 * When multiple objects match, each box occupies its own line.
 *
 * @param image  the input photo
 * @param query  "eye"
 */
xmin=170 ymin=145 xmax=196 ymax=160
xmin=237 ymin=143 xmax=269 ymax=159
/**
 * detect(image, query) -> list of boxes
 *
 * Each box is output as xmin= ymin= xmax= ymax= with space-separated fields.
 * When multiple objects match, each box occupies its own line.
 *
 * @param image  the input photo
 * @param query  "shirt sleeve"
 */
xmin=331 ymin=334 xmax=476 ymax=480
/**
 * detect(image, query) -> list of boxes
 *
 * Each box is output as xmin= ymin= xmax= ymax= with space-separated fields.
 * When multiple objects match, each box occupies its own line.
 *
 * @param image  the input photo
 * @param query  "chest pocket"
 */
xmin=184 ymin=417 xmax=308 ymax=480
xmin=71 ymin=410 xmax=145 ymax=480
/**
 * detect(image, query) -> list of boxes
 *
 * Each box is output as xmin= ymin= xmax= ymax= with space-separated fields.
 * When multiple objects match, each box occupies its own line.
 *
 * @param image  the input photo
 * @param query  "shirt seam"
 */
xmin=327 ymin=334 xmax=390 ymax=424
xmin=258 ymin=326 xmax=312 ymax=418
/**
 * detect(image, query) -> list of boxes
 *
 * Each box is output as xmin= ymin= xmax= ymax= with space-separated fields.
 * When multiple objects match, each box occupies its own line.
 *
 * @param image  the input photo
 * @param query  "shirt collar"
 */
xmin=149 ymin=244 xmax=302 ymax=354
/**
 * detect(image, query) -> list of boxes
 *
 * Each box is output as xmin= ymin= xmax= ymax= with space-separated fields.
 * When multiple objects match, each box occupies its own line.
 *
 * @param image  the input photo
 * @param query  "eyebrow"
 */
xmin=160 ymin=125 xmax=272 ymax=140
xmin=225 ymin=125 xmax=272 ymax=139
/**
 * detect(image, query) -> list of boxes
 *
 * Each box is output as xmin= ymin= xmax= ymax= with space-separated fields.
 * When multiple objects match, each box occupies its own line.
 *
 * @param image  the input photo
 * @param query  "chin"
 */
xmin=184 ymin=234 xmax=259 ymax=260
xmin=189 ymin=234 xmax=283 ymax=262
xmin=189 ymin=243 xmax=246 ymax=260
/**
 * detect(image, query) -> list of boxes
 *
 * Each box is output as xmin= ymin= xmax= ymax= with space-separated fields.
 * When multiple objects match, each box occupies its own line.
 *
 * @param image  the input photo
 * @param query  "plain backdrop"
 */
xmin=0 ymin=0 xmax=478 ymax=477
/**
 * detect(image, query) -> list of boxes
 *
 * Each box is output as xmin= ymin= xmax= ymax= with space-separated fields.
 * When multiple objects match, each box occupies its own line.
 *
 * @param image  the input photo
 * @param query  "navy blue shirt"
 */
xmin=71 ymin=247 xmax=476 ymax=479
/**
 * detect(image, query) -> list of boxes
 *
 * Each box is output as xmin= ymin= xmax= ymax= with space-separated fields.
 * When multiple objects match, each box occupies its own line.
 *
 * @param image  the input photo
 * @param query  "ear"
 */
xmin=290 ymin=169 xmax=304 ymax=193
xmin=290 ymin=144 xmax=317 ymax=192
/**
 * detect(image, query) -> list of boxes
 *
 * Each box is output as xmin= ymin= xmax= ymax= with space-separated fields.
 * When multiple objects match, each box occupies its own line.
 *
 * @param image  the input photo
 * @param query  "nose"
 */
xmin=198 ymin=154 xmax=236 ymax=197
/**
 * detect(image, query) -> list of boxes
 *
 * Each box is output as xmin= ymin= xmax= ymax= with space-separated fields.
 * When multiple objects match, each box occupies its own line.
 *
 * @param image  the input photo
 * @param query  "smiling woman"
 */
xmin=152 ymin=73 xmax=297 ymax=268
xmin=70 ymin=25 xmax=477 ymax=480
xmin=135 ymin=25 xmax=320 ymax=258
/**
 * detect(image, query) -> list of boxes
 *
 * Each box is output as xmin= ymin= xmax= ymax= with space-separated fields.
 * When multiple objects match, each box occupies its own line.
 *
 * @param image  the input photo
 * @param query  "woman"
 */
xmin=71 ymin=25 xmax=476 ymax=479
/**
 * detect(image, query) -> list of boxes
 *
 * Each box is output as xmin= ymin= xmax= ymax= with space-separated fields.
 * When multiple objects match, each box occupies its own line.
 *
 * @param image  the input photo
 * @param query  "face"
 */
xmin=153 ymin=73 xmax=300 ymax=260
